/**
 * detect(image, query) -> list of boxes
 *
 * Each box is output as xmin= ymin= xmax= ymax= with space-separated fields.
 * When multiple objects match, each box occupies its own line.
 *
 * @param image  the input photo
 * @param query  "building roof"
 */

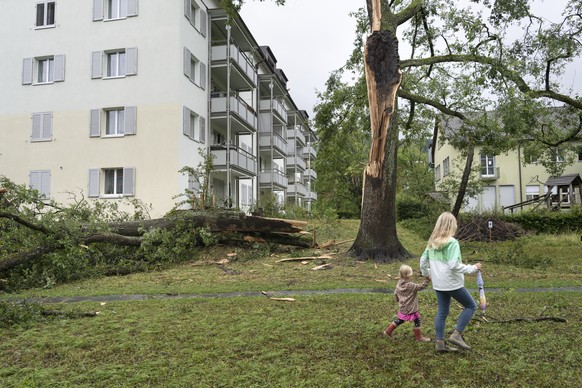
xmin=545 ymin=173 xmax=582 ymax=187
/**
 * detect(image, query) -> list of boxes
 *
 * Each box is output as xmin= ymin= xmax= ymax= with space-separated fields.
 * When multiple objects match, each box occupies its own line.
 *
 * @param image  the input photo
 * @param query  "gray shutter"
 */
xmin=200 ymin=10 xmax=207 ymax=37
xmin=124 ymin=106 xmax=137 ymax=135
xmin=29 ymin=171 xmax=40 ymax=191
xmin=183 ymin=106 xmax=190 ymax=136
xmin=125 ymin=47 xmax=138 ymax=76
xmin=40 ymin=170 xmax=51 ymax=198
xmin=127 ymin=0 xmax=138 ymax=16
xmin=43 ymin=112 xmax=53 ymax=140
xmin=184 ymin=0 xmax=191 ymax=21
xmin=93 ymin=0 xmax=104 ymax=21
xmin=90 ymin=109 xmax=101 ymax=137
xmin=200 ymin=62 xmax=206 ymax=90
xmin=88 ymin=169 xmax=100 ymax=197
xmin=54 ymin=55 xmax=65 ymax=82
xmin=91 ymin=51 xmax=103 ymax=79
xmin=123 ymin=167 xmax=135 ymax=196
xmin=31 ymin=113 xmax=42 ymax=141
xmin=22 ymin=58 xmax=33 ymax=85
xmin=199 ymin=116 xmax=206 ymax=143
xmin=183 ymin=47 xmax=191 ymax=80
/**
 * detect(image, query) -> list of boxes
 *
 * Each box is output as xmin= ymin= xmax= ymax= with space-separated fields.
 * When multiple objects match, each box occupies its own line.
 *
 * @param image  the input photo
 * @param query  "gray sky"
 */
xmin=240 ymin=0 xmax=362 ymax=119
xmin=240 ymin=0 xmax=581 ymax=120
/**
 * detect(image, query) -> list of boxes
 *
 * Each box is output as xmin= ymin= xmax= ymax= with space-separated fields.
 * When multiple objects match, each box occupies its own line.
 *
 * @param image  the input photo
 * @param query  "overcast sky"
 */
xmin=240 ymin=0 xmax=581 ymax=120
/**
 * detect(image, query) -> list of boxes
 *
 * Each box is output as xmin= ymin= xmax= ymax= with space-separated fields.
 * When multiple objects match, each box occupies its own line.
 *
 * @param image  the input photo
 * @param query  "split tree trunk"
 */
xmin=452 ymin=146 xmax=475 ymax=218
xmin=350 ymin=3 xmax=411 ymax=262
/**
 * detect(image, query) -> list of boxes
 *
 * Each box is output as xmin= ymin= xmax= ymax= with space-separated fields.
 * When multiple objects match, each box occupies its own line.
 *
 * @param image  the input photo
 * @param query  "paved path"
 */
xmin=7 ymin=286 xmax=582 ymax=304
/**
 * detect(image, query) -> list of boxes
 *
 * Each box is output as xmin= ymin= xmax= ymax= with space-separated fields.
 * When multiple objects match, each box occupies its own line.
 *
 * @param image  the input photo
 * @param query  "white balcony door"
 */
xmin=482 ymin=186 xmax=497 ymax=211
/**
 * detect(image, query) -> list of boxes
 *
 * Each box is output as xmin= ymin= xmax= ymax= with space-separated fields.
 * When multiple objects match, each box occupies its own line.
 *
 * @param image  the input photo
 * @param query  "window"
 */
xmin=184 ymin=0 xmax=207 ymax=36
xmin=36 ymin=1 xmax=55 ymax=28
xmin=578 ymin=147 xmax=582 ymax=162
xmin=90 ymin=106 xmax=136 ymax=137
xmin=552 ymin=148 xmax=565 ymax=163
xmin=184 ymin=48 xmax=206 ymax=89
xmin=526 ymin=185 xmax=540 ymax=201
xmin=93 ymin=0 xmax=138 ymax=21
xmin=443 ymin=157 xmax=450 ymax=177
xmin=31 ymin=112 xmax=53 ymax=142
xmin=183 ymin=106 xmax=206 ymax=143
xmin=107 ymin=51 xmax=126 ymax=77
xmin=88 ymin=167 xmax=135 ymax=197
xmin=480 ymin=154 xmax=496 ymax=176
xmin=435 ymin=165 xmax=441 ymax=182
xmin=22 ymin=55 xmax=65 ymax=85
xmin=29 ymin=170 xmax=51 ymax=198
xmin=92 ymin=48 xmax=137 ymax=79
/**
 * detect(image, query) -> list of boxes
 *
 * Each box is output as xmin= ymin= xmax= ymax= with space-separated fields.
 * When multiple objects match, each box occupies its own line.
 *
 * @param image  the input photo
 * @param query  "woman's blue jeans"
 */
xmin=435 ymin=288 xmax=477 ymax=340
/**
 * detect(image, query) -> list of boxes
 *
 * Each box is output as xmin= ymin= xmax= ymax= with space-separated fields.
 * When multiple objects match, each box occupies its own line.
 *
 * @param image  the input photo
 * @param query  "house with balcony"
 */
xmin=432 ymin=116 xmax=582 ymax=213
xmin=0 ymin=0 xmax=317 ymax=217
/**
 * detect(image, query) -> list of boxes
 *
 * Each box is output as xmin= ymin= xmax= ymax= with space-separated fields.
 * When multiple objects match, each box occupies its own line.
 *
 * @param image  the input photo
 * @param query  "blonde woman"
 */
xmin=420 ymin=212 xmax=482 ymax=352
xmin=383 ymin=264 xmax=431 ymax=342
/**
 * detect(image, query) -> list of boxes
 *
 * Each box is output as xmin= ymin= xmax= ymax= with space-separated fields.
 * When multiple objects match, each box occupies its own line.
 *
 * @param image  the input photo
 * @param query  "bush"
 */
xmin=501 ymin=206 xmax=582 ymax=234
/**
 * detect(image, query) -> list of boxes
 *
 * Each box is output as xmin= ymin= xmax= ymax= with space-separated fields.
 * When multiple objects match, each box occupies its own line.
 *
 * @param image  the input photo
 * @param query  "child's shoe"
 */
xmin=383 ymin=322 xmax=397 ymax=338
xmin=413 ymin=327 xmax=431 ymax=342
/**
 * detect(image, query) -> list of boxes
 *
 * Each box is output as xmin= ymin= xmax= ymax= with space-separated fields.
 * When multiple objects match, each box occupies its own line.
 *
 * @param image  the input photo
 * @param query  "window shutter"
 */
xmin=22 ymin=58 xmax=33 ymax=85
xmin=199 ymin=116 xmax=206 ymax=143
xmin=184 ymin=0 xmax=191 ymax=21
xmin=200 ymin=62 xmax=206 ymax=90
xmin=88 ymin=169 xmax=100 ymax=197
xmin=124 ymin=106 xmax=137 ymax=135
xmin=91 ymin=51 xmax=103 ymax=79
xmin=125 ymin=47 xmax=138 ymax=76
xmin=90 ymin=109 xmax=101 ymax=137
xmin=183 ymin=106 xmax=191 ymax=136
xmin=127 ymin=0 xmax=138 ymax=16
xmin=43 ymin=112 xmax=53 ymax=140
xmin=183 ymin=47 xmax=191 ymax=80
xmin=93 ymin=0 xmax=104 ymax=21
xmin=54 ymin=55 xmax=65 ymax=82
xmin=31 ymin=113 xmax=42 ymax=141
xmin=200 ymin=10 xmax=207 ymax=37
xmin=123 ymin=167 xmax=135 ymax=196
xmin=41 ymin=171 xmax=51 ymax=198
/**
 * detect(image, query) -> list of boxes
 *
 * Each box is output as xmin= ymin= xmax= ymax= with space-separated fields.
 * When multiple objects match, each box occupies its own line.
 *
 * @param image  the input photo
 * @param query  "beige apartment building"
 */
xmin=432 ymin=119 xmax=582 ymax=213
xmin=0 ymin=0 xmax=317 ymax=218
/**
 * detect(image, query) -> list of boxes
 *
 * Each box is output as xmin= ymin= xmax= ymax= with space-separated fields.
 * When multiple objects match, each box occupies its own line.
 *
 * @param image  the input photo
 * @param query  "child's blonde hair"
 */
xmin=427 ymin=211 xmax=458 ymax=249
xmin=398 ymin=264 xmax=413 ymax=279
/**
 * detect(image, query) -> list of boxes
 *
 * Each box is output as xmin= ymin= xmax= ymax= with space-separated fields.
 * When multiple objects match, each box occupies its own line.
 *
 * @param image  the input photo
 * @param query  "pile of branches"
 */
xmin=457 ymin=215 xmax=526 ymax=242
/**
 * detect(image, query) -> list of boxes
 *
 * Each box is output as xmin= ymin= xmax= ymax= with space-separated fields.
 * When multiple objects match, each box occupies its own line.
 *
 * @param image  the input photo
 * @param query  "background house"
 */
xmin=0 ymin=0 xmax=317 ymax=218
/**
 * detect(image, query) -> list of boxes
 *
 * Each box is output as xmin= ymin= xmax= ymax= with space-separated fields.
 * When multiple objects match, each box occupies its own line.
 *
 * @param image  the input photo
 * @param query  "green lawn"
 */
xmin=0 ymin=220 xmax=581 ymax=386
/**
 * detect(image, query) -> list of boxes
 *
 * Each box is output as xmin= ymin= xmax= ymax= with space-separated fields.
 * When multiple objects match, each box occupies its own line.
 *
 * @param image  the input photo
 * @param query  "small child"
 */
xmin=383 ymin=264 xmax=431 ymax=341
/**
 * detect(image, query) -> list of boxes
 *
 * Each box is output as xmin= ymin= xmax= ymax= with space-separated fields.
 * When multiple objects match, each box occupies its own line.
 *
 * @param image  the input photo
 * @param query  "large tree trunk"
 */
xmin=349 ymin=4 xmax=411 ymax=262
xmin=452 ymin=146 xmax=475 ymax=218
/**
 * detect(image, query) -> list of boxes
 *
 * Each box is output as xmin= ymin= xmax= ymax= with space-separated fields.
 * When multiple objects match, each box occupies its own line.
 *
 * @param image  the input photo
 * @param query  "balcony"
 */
xmin=287 ymin=182 xmax=307 ymax=197
xmin=210 ymin=144 xmax=257 ymax=176
xmin=302 ymin=145 xmax=317 ymax=160
xmin=211 ymin=44 xmax=257 ymax=89
xmin=211 ymin=95 xmax=257 ymax=134
xmin=259 ymin=132 xmax=287 ymax=156
xmin=480 ymin=167 xmax=500 ymax=181
xmin=287 ymin=127 xmax=306 ymax=146
xmin=307 ymin=191 xmax=318 ymax=201
xmin=303 ymin=169 xmax=317 ymax=181
xmin=259 ymin=169 xmax=288 ymax=189
xmin=287 ymin=155 xmax=306 ymax=171
xmin=259 ymin=99 xmax=288 ymax=124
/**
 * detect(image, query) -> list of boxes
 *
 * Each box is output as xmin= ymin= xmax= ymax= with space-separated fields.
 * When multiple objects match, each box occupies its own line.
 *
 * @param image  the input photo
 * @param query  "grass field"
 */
xmin=0 ymin=220 xmax=581 ymax=387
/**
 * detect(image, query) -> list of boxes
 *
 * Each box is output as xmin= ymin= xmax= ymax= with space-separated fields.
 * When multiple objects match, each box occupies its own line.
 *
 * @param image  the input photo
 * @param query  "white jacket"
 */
xmin=419 ymin=238 xmax=478 ymax=291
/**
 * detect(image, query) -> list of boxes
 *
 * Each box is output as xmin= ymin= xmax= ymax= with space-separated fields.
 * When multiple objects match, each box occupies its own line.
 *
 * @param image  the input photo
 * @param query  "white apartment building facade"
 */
xmin=0 ymin=0 xmax=317 ymax=218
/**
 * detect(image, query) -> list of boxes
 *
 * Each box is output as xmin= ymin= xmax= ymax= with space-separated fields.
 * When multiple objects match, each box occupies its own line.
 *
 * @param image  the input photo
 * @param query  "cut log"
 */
xmin=275 ymin=255 xmax=333 ymax=263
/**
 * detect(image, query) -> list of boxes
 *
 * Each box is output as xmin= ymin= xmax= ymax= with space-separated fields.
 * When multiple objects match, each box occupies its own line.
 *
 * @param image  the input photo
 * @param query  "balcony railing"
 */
xmin=211 ymin=96 xmax=257 ymax=128
xmin=287 ymin=127 xmax=306 ymax=146
xmin=287 ymin=155 xmax=306 ymax=170
xmin=259 ymin=132 xmax=287 ymax=154
xmin=259 ymin=99 xmax=288 ymax=123
xmin=287 ymin=182 xmax=307 ymax=197
xmin=303 ymin=168 xmax=317 ymax=180
xmin=307 ymin=191 xmax=317 ymax=201
xmin=210 ymin=144 xmax=257 ymax=175
xmin=211 ymin=44 xmax=257 ymax=85
xmin=259 ymin=169 xmax=288 ymax=188
xmin=302 ymin=145 xmax=317 ymax=160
